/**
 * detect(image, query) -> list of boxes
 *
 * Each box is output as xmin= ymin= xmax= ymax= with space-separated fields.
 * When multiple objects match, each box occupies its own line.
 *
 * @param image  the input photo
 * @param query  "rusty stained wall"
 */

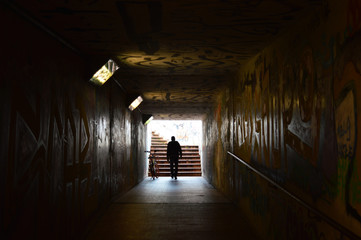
xmin=0 ymin=6 xmax=147 ymax=240
xmin=203 ymin=0 xmax=361 ymax=239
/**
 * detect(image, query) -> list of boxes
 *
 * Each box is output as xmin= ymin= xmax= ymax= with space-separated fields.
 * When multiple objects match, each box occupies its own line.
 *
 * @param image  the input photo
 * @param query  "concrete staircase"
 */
xmin=149 ymin=132 xmax=202 ymax=177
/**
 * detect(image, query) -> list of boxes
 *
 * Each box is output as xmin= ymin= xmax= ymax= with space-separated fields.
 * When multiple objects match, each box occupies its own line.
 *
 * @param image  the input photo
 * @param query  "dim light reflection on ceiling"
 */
xmin=116 ymin=52 xmax=201 ymax=68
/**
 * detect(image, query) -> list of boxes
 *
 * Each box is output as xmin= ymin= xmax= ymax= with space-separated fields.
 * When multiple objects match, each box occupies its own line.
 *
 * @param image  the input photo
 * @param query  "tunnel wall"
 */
xmin=0 ymin=6 xmax=147 ymax=239
xmin=203 ymin=0 xmax=361 ymax=239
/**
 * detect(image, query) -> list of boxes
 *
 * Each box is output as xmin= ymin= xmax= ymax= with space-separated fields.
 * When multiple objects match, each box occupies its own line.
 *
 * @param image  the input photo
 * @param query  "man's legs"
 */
xmin=170 ymin=159 xmax=178 ymax=179
xmin=174 ymin=160 xmax=178 ymax=179
xmin=170 ymin=160 xmax=174 ymax=178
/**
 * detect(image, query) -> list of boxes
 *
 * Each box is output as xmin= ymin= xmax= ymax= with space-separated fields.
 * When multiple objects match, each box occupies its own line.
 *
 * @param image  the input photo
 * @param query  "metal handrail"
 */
xmin=227 ymin=151 xmax=360 ymax=240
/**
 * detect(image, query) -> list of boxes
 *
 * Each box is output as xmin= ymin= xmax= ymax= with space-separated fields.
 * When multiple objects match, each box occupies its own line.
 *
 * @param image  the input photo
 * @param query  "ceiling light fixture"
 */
xmin=142 ymin=114 xmax=153 ymax=125
xmin=89 ymin=59 xmax=119 ymax=86
xmin=128 ymin=96 xmax=143 ymax=111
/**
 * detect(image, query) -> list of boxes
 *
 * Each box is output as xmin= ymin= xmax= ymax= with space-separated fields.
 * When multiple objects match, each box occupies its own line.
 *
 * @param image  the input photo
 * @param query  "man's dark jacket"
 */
xmin=167 ymin=140 xmax=182 ymax=161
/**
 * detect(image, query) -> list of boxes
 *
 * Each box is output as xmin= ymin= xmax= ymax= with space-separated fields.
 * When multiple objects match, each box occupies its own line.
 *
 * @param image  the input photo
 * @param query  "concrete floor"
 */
xmin=86 ymin=177 xmax=260 ymax=240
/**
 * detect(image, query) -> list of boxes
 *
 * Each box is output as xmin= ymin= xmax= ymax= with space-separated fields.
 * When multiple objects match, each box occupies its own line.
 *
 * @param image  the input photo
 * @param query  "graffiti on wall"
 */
xmin=235 ymin=44 xmax=361 ymax=216
xmin=4 ymin=86 xmax=47 ymax=238
xmin=347 ymin=0 xmax=361 ymax=37
xmin=4 ymin=83 xmax=99 ymax=239
xmin=235 ymin=46 xmax=333 ymax=193
xmin=206 ymin=0 xmax=361 ymax=238
xmin=334 ymin=58 xmax=361 ymax=222
xmin=240 ymin=166 xmax=269 ymax=217
xmin=231 ymin=21 xmax=361 ymax=240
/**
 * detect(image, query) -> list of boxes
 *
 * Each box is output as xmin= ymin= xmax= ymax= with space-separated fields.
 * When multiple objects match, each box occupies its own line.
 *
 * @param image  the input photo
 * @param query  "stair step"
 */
xmin=151 ymin=156 xmax=200 ymax=159
xmin=152 ymin=150 xmax=198 ymax=152
xmin=153 ymin=156 xmax=200 ymax=158
xmin=150 ymin=152 xmax=200 ymax=155
xmin=151 ymin=145 xmax=199 ymax=148
xmin=158 ymin=167 xmax=201 ymax=170
xmin=149 ymin=173 xmax=202 ymax=176
xmin=151 ymin=148 xmax=199 ymax=150
xmin=155 ymin=159 xmax=200 ymax=161
xmin=157 ymin=163 xmax=201 ymax=166
xmin=156 ymin=161 xmax=201 ymax=164
xmin=158 ymin=172 xmax=202 ymax=176
xmin=158 ymin=166 xmax=201 ymax=169
xmin=151 ymin=145 xmax=198 ymax=147
xmin=150 ymin=149 xmax=199 ymax=152
xmin=156 ymin=159 xmax=201 ymax=162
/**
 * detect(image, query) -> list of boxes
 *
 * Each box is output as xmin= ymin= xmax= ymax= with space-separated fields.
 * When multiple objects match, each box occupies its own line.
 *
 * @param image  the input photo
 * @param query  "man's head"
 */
xmin=171 ymin=136 xmax=175 ymax=141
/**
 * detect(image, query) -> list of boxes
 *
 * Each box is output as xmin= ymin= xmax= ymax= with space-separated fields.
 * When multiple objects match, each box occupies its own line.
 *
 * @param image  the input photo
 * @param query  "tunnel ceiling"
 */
xmin=12 ymin=0 xmax=321 ymax=120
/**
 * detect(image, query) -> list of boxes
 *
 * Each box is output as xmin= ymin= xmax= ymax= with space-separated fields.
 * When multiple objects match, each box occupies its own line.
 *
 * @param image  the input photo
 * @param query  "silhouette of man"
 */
xmin=167 ymin=136 xmax=182 ymax=179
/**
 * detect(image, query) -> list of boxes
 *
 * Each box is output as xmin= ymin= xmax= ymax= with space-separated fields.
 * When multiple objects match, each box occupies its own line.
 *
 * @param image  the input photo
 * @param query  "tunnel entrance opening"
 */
xmin=146 ymin=120 xmax=203 ymax=177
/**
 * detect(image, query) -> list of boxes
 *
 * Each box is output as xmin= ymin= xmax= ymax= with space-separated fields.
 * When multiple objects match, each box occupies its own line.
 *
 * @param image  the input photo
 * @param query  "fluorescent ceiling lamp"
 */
xmin=128 ymin=96 xmax=143 ymax=111
xmin=142 ymin=114 xmax=153 ymax=125
xmin=89 ymin=59 xmax=119 ymax=86
xmin=144 ymin=116 xmax=153 ymax=125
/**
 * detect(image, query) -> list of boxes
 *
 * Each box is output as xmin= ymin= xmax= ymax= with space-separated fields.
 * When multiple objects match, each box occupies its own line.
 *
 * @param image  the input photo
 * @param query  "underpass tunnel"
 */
xmin=1 ymin=0 xmax=361 ymax=239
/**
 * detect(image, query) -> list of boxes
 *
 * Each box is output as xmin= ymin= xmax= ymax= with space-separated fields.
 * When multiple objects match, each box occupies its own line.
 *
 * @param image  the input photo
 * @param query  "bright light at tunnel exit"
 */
xmin=147 ymin=120 xmax=202 ymax=147
xmin=146 ymin=120 xmax=203 ymax=176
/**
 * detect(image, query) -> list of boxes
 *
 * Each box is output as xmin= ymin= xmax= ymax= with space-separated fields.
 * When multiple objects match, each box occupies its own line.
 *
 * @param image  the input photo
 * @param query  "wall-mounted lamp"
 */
xmin=128 ymin=96 xmax=143 ymax=111
xmin=142 ymin=114 xmax=153 ymax=125
xmin=89 ymin=59 xmax=119 ymax=86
